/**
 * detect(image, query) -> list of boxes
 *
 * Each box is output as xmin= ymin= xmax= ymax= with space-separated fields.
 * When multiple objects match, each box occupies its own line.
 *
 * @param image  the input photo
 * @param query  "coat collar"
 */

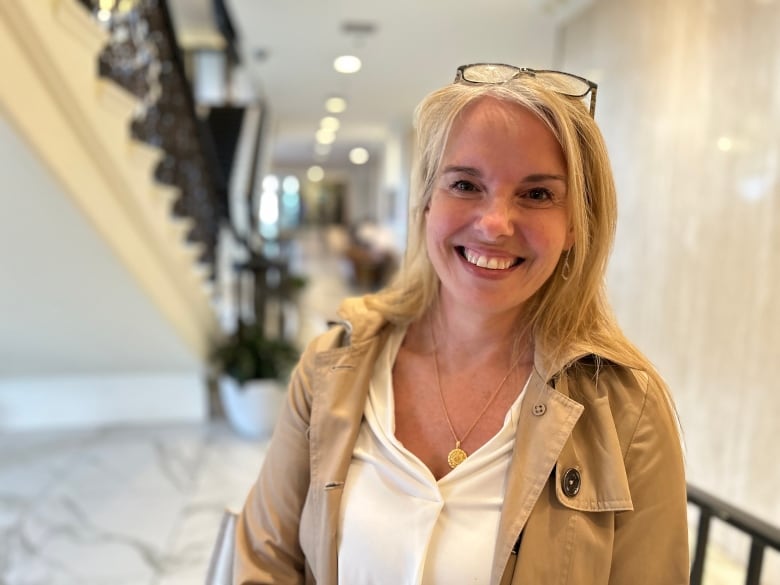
xmin=334 ymin=296 xmax=389 ymax=344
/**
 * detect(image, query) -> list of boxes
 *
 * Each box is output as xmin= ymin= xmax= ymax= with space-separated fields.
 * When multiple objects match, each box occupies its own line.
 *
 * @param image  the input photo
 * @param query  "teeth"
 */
xmin=463 ymin=248 xmax=516 ymax=270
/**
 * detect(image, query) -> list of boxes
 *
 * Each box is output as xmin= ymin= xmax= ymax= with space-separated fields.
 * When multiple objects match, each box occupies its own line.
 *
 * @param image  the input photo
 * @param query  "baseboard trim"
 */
xmin=0 ymin=373 xmax=208 ymax=431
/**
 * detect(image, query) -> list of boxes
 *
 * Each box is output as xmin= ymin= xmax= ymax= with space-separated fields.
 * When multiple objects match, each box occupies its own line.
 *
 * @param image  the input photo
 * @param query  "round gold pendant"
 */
xmin=447 ymin=447 xmax=468 ymax=469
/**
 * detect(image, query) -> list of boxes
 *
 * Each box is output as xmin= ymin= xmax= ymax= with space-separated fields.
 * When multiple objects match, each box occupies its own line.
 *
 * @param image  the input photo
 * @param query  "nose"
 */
xmin=474 ymin=194 xmax=515 ymax=239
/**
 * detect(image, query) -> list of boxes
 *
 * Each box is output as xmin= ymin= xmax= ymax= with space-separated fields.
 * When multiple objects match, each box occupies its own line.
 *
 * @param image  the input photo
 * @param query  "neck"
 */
xmin=427 ymin=298 xmax=533 ymax=367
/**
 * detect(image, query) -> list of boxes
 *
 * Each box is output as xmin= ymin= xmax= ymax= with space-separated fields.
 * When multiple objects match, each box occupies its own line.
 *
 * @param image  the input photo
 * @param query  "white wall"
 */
xmin=563 ymin=0 xmax=780 ymax=578
xmin=0 ymin=116 xmax=203 ymax=376
xmin=0 ymin=114 xmax=208 ymax=431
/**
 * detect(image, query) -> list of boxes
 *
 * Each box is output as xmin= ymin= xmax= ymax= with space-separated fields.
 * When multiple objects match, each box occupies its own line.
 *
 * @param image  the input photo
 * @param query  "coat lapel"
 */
xmin=490 ymin=370 xmax=584 ymax=585
xmin=304 ymin=329 xmax=390 ymax=585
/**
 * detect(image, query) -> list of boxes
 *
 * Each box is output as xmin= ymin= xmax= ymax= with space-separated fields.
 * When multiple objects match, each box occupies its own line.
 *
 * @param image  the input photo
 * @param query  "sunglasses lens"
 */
xmin=535 ymin=71 xmax=591 ymax=98
xmin=461 ymin=64 xmax=520 ymax=84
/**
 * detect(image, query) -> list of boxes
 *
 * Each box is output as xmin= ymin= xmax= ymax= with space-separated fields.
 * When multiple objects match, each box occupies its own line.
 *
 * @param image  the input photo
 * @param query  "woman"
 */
xmin=234 ymin=64 xmax=689 ymax=584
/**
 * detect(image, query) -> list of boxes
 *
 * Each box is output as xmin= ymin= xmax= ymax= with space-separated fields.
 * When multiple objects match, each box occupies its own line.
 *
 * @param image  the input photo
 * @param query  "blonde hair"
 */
xmin=365 ymin=76 xmax=654 ymax=375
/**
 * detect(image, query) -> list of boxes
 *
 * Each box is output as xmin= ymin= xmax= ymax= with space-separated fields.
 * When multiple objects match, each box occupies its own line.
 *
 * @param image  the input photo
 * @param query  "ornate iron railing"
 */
xmin=78 ymin=0 xmax=228 ymax=272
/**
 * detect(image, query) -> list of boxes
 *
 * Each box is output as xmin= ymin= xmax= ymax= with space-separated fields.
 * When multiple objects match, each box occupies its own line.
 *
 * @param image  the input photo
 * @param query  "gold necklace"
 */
xmin=429 ymin=318 xmax=520 ymax=469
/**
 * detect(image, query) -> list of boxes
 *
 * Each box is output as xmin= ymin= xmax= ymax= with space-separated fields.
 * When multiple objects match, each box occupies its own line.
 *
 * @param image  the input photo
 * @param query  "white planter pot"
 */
xmin=218 ymin=376 xmax=285 ymax=440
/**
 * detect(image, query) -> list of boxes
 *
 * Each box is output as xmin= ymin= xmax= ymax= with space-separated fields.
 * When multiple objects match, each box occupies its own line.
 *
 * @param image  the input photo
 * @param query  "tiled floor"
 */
xmin=0 ymin=421 xmax=264 ymax=585
xmin=0 ymin=227 xmax=762 ymax=584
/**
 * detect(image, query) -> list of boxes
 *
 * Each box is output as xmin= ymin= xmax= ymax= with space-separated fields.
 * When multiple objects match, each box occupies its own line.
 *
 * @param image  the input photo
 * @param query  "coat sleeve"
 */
xmin=233 ymin=330 xmax=336 ymax=584
xmin=609 ymin=373 xmax=690 ymax=584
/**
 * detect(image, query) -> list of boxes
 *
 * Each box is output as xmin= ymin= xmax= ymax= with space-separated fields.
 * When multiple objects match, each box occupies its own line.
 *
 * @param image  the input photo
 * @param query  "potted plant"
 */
xmin=281 ymin=273 xmax=309 ymax=299
xmin=211 ymin=321 xmax=299 ymax=439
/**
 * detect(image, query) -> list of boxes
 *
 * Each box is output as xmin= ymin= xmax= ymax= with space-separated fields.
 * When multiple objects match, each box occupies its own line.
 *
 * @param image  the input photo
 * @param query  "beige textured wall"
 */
xmin=562 ymin=0 xmax=780 ymax=578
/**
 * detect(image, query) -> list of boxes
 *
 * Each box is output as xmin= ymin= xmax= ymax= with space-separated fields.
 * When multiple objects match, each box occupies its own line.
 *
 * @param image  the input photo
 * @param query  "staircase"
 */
xmin=0 ymin=0 xmax=221 ymax=430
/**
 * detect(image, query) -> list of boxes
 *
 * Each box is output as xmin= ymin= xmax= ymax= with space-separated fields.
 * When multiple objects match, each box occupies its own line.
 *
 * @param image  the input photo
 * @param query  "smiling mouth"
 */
xmin=458 ymin=246 xmax=523 ymax=270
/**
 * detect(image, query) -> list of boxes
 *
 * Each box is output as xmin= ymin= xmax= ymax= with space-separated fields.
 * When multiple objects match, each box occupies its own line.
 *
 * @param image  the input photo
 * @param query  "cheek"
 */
xmin=424 ymin=200 xmax=446 ymax=245
xmin=523 ymin=214 xmax=572 ymax=254
xmin=424 ymin=203 xmax=460 ymax=271
xmin=426 ymin=196 xmax=467 ymax=238
xmin=425 ymin=215 xmax=445 ymax=258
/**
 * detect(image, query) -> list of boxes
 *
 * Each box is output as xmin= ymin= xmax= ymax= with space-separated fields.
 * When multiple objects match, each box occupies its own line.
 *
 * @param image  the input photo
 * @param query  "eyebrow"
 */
xmin=524 ymin=173 xmax=567 ymax=184
xmin=441 ymin=166 xmax=567 ymax=184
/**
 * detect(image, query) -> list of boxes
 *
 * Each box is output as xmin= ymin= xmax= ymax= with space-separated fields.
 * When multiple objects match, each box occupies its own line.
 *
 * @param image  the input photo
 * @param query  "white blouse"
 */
xmin=337 ymin=326 xmax=529 ymax=585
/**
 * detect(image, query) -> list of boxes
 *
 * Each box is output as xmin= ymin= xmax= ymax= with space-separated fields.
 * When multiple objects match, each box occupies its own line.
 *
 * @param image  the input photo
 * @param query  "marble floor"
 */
xmin=0 ymin=421 xmax=264 ymax=585
xmin=0 ymin=227 xmax=764 ymax=584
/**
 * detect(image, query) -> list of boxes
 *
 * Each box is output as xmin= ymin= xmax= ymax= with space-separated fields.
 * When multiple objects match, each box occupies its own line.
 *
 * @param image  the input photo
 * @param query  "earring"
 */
xmin=561 ymin=249 xmax=571 ymax=281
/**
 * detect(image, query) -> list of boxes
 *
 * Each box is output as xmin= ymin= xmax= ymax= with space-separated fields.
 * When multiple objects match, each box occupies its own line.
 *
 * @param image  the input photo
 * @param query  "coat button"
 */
xmin=562 ymin=468 xmax=581 ymax=497
xmin=532 ymin=403 xmax=546 ymax=416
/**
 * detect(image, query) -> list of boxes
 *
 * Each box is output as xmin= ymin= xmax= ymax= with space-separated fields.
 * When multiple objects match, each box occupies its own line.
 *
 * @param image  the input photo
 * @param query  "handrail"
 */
xmin=244 ymin=99 xmax=266 ymax=236
xmin=687 ymin=483 xmax=780 ymax=585
xmin=79 ymin=0 xmax=226 ymax=271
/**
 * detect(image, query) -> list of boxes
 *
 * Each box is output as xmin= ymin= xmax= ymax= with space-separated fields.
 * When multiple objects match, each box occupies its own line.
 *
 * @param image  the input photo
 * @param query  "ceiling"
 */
xmin=172 ymin=0 xmax=595 ymax=171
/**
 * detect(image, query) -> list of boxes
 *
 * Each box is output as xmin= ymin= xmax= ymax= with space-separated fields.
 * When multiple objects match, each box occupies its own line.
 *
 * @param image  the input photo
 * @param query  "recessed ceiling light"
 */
xmin=334 ymin=55 xmax=361 ymax=74
xmin=282 ymin=176 xmax=300 ymax=193
xmin=717 ymin=136 xmax=733 ymax=152
xmin=349 ymin=147 xmax=370 ymax=165
xmin=315 ymin=129 xmax=336 ymax=144
xmin=262 ymin=175 xmax=279 ymax=192
xmin=307 ymin=165 xmax=324 ymax=182
xmin=314 ymin=143 xmax=332 ymax=157
xmin=320 ymin=116 xmax=340 ymax=131
xmin=325 ymin=97 xmax=347 ymax=113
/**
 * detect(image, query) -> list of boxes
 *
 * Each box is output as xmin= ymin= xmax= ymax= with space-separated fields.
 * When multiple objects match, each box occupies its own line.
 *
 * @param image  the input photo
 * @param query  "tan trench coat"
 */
xmin=234 ymin=299 xmax=689 ymax=584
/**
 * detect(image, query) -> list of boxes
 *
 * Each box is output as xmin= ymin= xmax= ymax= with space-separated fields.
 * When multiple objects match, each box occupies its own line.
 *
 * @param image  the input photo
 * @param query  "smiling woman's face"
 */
xmin=425 ymin=96 xmax=574 ymax=321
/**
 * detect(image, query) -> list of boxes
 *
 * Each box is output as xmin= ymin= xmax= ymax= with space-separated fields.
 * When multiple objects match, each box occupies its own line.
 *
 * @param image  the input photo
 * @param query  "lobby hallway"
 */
xmin=0 ymin=227 xmax=754 ymax=585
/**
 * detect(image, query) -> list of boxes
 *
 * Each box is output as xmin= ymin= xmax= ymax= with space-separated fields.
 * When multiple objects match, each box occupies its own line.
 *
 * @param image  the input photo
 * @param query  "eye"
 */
xmin=519 ymin=186 xmax=560 ymax=208
xmin=526 ymin=187 xmax=553 ymax=201
xmin=450 ymin=179 xmax=479 ymax=192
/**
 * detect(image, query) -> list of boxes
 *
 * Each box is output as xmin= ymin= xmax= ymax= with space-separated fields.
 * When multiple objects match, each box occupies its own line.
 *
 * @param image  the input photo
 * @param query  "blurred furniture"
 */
xmin=205 ymin=509 xmax=238 ymax=585
xmin=344 ymin=220 xmax=398 ymax=290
